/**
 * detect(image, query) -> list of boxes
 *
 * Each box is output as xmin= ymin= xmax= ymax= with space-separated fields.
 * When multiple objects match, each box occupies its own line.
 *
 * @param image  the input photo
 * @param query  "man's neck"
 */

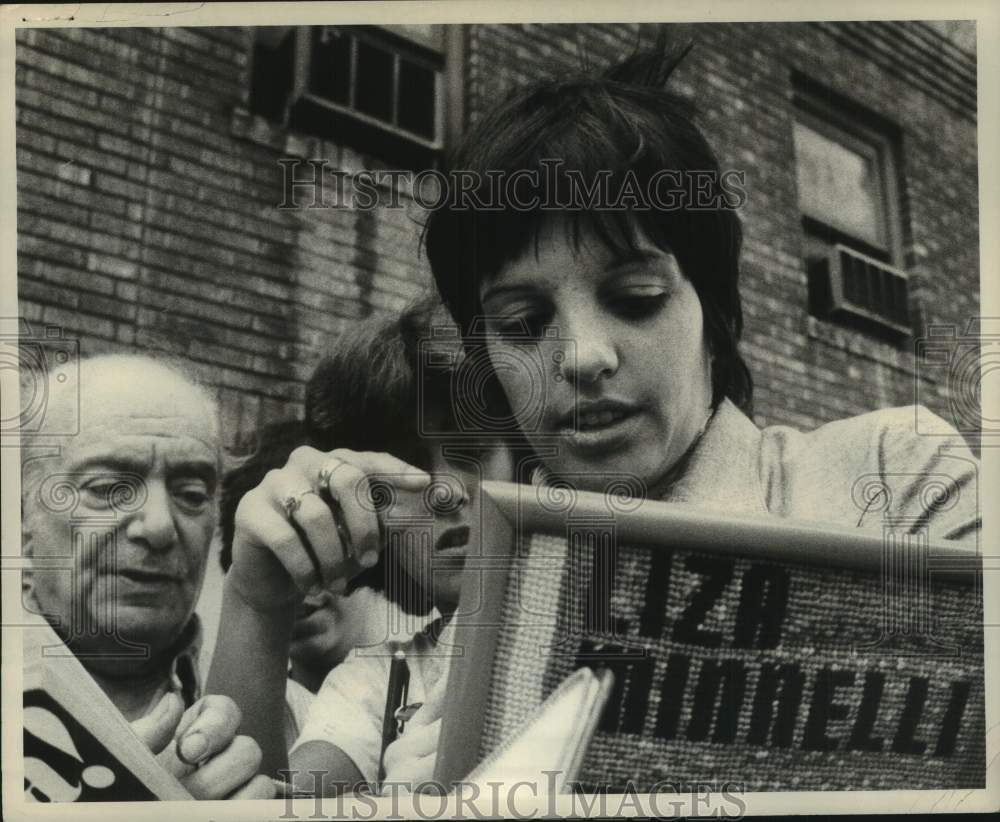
xmin=87 ymin=659 xmax=174 ymax=722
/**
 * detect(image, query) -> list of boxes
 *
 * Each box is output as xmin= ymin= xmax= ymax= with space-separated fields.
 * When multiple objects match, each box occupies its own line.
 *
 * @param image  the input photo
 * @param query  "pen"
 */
xmin=378 ymin=649 xmax=410 ymax=783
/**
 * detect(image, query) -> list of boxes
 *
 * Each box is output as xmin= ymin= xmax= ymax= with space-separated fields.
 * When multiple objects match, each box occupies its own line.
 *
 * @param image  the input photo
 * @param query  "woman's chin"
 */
xmin=548 ymin=449 xmax=661 ymax=494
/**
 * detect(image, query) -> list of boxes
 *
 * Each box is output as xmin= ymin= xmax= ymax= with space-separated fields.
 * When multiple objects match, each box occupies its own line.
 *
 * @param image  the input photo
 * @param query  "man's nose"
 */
xmin=124 ymin=482 xmax=178 ymax=552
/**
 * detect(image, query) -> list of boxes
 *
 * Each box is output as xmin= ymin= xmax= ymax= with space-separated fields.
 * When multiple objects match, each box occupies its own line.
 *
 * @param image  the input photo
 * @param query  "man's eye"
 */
xmin=172 ymin=482 xmax=210 ymax=511
xmin=79 ymin=481 xmax=117 ymax=507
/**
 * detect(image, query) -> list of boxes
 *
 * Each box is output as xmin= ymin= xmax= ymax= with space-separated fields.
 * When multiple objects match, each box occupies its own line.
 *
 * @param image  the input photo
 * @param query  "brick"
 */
xmin=12 ymin=21 xmax=979 ymax=439
xmin=87 ymin=253 xmax=139 ymax=281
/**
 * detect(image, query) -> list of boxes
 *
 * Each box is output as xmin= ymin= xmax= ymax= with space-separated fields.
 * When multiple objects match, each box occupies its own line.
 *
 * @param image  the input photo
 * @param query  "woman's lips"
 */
xmin=554 ymin=401 xmax=642 ymax=453
xmin=435 ymin=525 xmax=470 ymax=552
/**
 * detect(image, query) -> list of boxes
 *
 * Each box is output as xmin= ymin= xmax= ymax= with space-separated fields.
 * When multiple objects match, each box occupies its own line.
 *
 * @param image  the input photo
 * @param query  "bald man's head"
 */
xmin=22 ymin=354 xmax=221 ymax=498
xmin=21 ymin=354 xmax=222 ymax=672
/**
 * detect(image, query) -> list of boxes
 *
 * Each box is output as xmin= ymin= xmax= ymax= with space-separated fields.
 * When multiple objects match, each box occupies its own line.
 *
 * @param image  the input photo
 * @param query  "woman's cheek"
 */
xmin=488 ymin=344 xmax=552 ymax=434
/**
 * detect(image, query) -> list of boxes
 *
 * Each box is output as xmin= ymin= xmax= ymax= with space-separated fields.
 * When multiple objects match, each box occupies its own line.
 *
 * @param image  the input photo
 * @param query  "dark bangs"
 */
xmin=424 ymin=42 xmax=752 ymax=413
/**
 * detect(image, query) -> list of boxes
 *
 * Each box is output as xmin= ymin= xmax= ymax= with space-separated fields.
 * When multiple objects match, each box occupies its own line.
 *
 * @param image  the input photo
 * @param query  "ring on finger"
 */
xmin=317 ymin=458 xmax=345 ymax=490
xmin=281 ymin=488 xmax=315 ymax=519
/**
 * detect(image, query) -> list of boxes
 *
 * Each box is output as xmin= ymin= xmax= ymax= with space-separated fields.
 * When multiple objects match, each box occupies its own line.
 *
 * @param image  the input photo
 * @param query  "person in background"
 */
xmin=207 ymin=297 xmax=510 ymax=791
xmin=216 ymin=418 xmax=418 ymax=749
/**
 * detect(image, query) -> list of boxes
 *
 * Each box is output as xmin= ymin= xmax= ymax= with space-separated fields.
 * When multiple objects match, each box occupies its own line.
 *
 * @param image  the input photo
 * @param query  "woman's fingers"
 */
xmin=233 ymin=446 xmax=432 ymax=598
xmin=328 ymin=449 xmax=431 ymax=491
xmin=318 ymin=458 xmax=383 ymax=569
xmin=234 ymin=490 xmax=329 ymax=599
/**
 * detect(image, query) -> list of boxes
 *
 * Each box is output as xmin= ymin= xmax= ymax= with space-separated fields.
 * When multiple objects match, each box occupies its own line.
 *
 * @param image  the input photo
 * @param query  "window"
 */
xmin=250 ymin=25 xmax=461 ymax=170
xmin=792 ymin=82 xmax=909 ymax=339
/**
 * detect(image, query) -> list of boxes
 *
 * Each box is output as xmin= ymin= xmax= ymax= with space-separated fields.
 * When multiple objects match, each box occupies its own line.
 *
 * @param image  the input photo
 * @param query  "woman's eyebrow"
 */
xmin=480 ymin=282 xmax=536 ymax=304
xmin=604 ymin=249 xmax=662 ymax=271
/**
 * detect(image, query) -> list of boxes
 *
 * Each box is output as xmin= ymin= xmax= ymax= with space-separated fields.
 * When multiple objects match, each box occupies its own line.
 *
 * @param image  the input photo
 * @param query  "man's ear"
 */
xmin=21 ymin=502 xmax=35 ymax=599
xmin=21 ymin=499 xmax=34 ymax=557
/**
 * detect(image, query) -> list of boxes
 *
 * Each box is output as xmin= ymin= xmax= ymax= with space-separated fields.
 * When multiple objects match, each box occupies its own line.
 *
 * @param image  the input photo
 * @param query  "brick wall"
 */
xmin=15 ymin=22 xmax=979 ymax=450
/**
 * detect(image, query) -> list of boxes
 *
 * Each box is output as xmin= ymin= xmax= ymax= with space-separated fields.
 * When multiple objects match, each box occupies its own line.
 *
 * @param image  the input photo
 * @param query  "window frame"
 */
xmin=792 ymin=86 xmax=904 ymax=267
xmin=290 ymin=26 xmax=445 ymax=152
xmin=249 ymin=24 xmax=464 ymax=165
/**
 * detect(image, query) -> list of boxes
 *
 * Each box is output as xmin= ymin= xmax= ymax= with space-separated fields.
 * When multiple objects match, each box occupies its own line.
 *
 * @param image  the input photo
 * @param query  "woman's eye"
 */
xmin=609 ymin=290 xmax=668 ymax=319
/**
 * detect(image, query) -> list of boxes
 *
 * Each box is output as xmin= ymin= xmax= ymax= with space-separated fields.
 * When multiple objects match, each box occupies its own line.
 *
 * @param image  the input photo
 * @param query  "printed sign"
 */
xmin=438 ymin=482 xmax=985 ymax=792
xmin=24 ymin=689 xmax=157 ymax=802
xmin=21 ymin=614 xmax=191 ymax=801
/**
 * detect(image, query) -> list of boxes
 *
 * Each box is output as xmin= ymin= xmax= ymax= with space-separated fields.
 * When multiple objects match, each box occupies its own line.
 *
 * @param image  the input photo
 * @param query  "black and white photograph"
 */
xmin=1 ymin=1 xmax=997 ymax=818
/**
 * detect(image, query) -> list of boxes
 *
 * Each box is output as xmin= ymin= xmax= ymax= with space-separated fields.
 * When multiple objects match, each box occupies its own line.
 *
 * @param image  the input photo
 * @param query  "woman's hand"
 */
xmin=228 ymin=448 xmax=430 ymax=611
xmin=131 ymin=693 xmax=275 ymax=800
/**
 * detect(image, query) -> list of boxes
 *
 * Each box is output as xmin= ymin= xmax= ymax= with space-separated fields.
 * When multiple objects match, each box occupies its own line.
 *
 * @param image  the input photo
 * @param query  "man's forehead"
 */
xmin=63 ymin=420 xmax=220 ymax=469
xmin=65 ymin=363 xmax=219 ymax=461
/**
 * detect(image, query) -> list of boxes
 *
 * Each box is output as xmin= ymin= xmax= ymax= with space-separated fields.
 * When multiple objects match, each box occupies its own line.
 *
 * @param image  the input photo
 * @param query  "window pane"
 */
xmin=793 ymin=121 xmax=885 ymax=248
xmin=381 ymin=24 xmax=445 ymax=52
xmin=355 ymin=40 xmax=394 ymax=123
xmin=398 ymin=60 xmax=436 ymax=139
xmin=309 ymin=28 xmax=350 ymax=105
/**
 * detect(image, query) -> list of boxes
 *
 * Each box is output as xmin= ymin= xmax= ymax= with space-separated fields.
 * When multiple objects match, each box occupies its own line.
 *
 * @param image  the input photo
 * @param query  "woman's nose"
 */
xmin=559 ymin=317 xmax=619 ymax=385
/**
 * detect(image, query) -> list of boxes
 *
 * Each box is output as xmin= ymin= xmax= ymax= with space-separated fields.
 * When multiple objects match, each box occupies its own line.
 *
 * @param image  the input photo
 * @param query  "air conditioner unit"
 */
xmin=811 ymin=244 xmax=911 ymax=337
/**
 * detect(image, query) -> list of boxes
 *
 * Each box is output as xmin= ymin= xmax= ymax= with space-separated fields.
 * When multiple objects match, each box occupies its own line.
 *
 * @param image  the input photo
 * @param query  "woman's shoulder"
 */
xmin=756 ymin=405 xmax=979 ymax=537
xmin=762 ymin=404 xmax=973 ymax=468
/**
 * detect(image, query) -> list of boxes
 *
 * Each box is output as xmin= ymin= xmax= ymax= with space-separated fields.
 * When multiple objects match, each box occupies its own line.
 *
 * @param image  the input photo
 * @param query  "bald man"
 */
xmin=20 ymin=354 xmax=272 ymax=800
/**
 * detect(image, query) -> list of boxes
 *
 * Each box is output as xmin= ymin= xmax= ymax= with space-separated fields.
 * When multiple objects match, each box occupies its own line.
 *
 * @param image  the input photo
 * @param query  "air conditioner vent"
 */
xmin=812 ymin=244 xmax=911 ymax=336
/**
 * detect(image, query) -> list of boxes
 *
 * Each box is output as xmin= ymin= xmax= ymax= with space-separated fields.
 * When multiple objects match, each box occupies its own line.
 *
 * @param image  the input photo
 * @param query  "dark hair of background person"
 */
xmin=218 ymin=298 xmax=455 ymax=617
xmin=304 ymin=294 xmax=501 ymax=615
xmin=423 ymin=38 xmax=753 ymax=415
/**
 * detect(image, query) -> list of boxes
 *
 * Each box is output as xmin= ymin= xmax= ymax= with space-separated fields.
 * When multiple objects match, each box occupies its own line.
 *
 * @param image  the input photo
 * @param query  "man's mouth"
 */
xmin=435 ymin=525 xmax=470 ymax=552
xmin=114 ymin=569 xmax=181 ymax=587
